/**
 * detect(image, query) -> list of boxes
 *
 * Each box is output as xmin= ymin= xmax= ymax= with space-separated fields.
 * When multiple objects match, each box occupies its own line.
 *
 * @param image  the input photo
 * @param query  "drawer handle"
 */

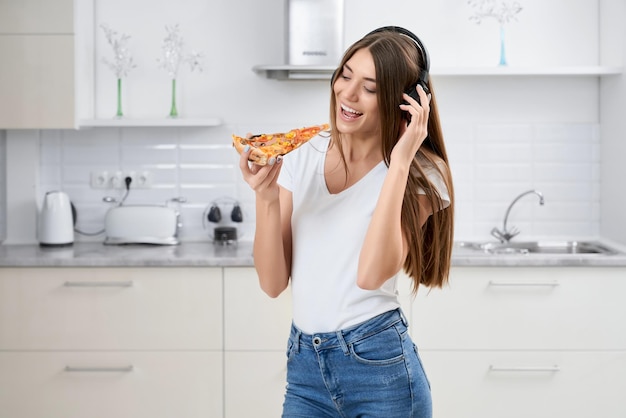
xmin=64 ymin=365 xmax=134 ymax=373
xmin=489 ymin=365 xmax=560 ymax=372
xmin=488 ymin=280 xmax=559 ymax=287
xmin=63 ymin=281 xmax=133 ymax=288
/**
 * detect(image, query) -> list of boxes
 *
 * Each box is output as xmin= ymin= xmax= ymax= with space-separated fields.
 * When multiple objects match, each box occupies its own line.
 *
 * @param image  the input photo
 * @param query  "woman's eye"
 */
xmin=364 ymin=87 xmax=376 ymax=94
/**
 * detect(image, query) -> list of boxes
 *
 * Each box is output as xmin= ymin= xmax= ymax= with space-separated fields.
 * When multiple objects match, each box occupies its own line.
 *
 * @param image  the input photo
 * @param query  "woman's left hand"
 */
xmin=394 ymin=84 xmax=431 ymax=167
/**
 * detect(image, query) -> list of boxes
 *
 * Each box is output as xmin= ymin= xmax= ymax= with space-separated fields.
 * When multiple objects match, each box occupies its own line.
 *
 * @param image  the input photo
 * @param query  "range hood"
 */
xmin=254 ymin=0 xmax=344 ymax=80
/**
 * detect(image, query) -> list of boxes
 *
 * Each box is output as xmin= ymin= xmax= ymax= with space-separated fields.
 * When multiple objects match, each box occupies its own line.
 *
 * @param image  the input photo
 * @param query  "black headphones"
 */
xmin=331 ymin=26 xmax=430 ymax=105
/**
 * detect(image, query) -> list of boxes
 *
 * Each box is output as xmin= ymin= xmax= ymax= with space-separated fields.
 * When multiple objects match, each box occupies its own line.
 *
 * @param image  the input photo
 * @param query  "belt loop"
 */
xmin=296 ymin=329 xmax=302 ymax=353
xmin=399 ymin=308 xmax=409 ymax=327
xmin=292 ymin=324 xmax=301 ymax=353
xmin=336 ymin=331 xmax=349 ymax=355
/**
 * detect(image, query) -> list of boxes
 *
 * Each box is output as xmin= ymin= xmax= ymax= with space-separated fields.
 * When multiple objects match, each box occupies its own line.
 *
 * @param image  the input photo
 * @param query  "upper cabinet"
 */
xmin=0 ymin=0 xmax=75 ymax=129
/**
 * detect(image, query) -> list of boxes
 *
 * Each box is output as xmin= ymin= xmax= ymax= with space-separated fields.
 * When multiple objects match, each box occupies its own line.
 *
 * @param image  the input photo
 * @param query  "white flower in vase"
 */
xmin=157 ymin=25 xmax=204 ymax=118
xmin=467 ymin=0 xmax=523 ymax=66
xmin=101 ymin=24 xmax=136 ymax=118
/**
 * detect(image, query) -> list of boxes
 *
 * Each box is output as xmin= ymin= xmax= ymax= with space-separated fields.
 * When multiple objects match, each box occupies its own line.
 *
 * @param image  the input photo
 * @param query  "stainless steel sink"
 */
xmin=457 ymin=240 xmax=621 ymax=255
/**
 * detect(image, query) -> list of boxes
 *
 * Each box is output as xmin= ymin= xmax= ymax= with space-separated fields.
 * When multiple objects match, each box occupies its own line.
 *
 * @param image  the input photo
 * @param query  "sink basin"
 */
xmin=457 ymin=240 xmax=620 ymax=255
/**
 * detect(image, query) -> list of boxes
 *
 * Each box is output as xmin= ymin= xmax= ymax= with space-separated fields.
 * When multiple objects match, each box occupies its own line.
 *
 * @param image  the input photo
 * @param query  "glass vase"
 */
xmin=116 ymin=78 xmax=123 ymax=118
xmin=169 ymin=79 xmax=178 ymax=118
xmin=499 ymin=25 xmax=508 ymax=66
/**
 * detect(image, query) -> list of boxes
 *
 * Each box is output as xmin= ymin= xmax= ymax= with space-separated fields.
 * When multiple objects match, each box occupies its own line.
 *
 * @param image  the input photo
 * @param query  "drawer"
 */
xmin=0 ymin=351 xmax=223 ymax=418
xmin=412 ymin=267 xmax=626 ymax=349
xmin=419 ymin=350 xmax=626 ymax=418
xmin=0 ymin=268 xmax=222 ymax=350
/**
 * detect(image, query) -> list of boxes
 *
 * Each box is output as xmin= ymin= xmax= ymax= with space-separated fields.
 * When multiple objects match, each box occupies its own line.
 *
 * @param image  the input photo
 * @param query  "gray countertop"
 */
xmin=1 ymin=240 xmax=626 ymax=268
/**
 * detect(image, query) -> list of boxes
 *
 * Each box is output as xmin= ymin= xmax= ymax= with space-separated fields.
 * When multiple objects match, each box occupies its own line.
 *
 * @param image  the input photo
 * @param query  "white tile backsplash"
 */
xmin=37 ymin=122 xmax=601 ymax=243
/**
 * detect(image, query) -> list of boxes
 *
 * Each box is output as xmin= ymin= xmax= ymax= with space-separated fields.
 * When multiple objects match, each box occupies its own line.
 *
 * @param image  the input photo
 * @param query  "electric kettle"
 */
xmin=38 ymin=191 xmax=75 ymax=247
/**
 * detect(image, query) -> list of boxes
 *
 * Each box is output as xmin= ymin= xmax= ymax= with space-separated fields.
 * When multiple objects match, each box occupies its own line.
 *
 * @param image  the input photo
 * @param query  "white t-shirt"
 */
xmin=278 ymin=135 xmax=450 ymax=334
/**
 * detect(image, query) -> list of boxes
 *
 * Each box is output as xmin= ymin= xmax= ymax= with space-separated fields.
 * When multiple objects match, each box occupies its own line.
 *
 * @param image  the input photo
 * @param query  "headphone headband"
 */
xmin=365 ymin=26 xmax=430 ymax=87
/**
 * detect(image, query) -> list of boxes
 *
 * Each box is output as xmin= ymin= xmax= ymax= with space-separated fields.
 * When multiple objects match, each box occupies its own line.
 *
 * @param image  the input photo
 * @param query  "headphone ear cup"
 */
xmin=404 ymin=81 xmax=430 ymax=106
xmin=207 ymin=205 xmax=222 ymax=223
xmin=231 ymin=205 xmax=243 ymax=223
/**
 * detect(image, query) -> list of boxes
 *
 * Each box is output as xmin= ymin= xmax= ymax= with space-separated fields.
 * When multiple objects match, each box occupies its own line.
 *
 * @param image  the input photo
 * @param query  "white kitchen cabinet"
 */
xmin=224 ymin=267 xmax=292 ymax=351
xmin=223 ymin=267 xmax=290 ymax=418
xmin=0 ymin=351 xmax=223 ymax=418
xmin=224 ymin=351 xmax=286 ymax=418
xmin=0 ymin=267 xmax=222 ymax=350
xmin=0 ymin=0 xmax=76 ymax=129
xmin=0 ymin=267 xmax=224 ymax=418
xmin=412 ymin=266 xmax=626 ymax=418
xmin=422 ymin=350 xmax=626 ymax=418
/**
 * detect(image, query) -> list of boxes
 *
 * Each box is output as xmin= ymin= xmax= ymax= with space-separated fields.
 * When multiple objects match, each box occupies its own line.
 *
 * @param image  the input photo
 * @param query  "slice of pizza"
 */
xmin=233 ymin=123 xmax=330 ymax=165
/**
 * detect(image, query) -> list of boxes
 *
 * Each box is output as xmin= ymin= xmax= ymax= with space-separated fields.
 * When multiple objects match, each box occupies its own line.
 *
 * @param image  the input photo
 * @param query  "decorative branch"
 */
xmin=100 ymin=24 xmax=136 ymax=78
xmin=467 ymin=0 xmax=523 ymax=25
xmin=157 ymin=24 xmax=204 ymax=79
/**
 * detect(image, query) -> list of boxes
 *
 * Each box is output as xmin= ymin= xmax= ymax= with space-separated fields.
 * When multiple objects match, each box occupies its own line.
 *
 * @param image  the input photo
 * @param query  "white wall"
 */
xmin=600 ymin=0 xmax=626 ymax=242
xmin=1 ymin=0 xmax=619 ymax=245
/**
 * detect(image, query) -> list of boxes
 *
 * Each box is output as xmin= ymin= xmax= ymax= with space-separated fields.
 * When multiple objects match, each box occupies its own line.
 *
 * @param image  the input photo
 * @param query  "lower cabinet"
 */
xmin=223 ymin=267 xmax=291 ymax=418
xmin=0 ymin=351 xmax=223 ymax=418
xmin=421 ymin=350 xmax=626 ymax=418
xmin=0 ymin=267 xmax=224 ymax=418
xmin=2 ymin=265 xmax=624 ymax=418
xmin=411 ymin=267 xmax=626 ymax=418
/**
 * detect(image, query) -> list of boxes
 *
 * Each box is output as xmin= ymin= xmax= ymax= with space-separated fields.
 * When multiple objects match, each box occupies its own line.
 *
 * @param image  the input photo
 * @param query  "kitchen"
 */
xmin=1 ymin=0 xmax=625 ymax=417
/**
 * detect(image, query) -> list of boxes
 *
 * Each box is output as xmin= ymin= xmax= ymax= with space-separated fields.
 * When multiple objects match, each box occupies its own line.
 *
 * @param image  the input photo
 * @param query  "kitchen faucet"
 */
xmin=491 ymin=189 xmax=545 ymax=243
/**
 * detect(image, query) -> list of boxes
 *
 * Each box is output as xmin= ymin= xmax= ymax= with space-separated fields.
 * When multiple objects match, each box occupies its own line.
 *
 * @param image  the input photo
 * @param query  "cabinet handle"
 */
xmin=489 ymin=365 xmax=560 ymax=372
xmin=63 ymin=281 xmax=133 ymax=288
xmin=64 ymin=365 xmax=134 ymax=372
xmin=488 ymin=280 xmax=559 ymax=287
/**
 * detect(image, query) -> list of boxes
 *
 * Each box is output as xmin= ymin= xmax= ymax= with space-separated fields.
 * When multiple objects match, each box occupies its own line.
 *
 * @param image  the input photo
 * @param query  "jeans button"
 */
xmin=313 ymin=337 xmax=321 ymax=345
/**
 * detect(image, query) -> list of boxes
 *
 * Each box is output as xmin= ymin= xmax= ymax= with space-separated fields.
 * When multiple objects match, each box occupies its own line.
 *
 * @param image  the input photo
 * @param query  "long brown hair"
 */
xmin=329 ymin=29 xmax=455 ymax=293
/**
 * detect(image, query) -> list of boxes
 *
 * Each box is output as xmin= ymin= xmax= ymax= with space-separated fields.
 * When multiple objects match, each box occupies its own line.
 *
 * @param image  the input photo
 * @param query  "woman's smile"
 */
xmin=340 ymin=103 xmax=363 ymax=121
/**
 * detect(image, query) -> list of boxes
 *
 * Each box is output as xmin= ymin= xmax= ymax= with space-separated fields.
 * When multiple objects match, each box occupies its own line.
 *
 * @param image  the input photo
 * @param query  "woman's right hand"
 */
xmin=239 ymin=146 xmax=283 ymax=202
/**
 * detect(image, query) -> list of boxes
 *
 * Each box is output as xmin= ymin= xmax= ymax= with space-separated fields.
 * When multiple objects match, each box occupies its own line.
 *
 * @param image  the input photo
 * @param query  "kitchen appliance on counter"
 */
xmin=38 ymin=191 xmax=75 ymax=247
xmin=203 ymin=197 xmax=243 ymax=245
xmin=104 ymin=200 xmax=184 ymax=245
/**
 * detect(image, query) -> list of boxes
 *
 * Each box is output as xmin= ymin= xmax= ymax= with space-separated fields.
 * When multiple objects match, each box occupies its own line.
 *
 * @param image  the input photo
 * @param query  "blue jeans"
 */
xmin=282 ymin=309 xmax=432 ymax=418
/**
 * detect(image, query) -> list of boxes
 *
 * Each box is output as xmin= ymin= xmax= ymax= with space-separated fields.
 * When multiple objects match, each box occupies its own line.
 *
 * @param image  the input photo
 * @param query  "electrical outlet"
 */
xmin=90 ymin=170 xmax=153 ymax=189
xmin=90 ymin=171 xmax=110 ymax=188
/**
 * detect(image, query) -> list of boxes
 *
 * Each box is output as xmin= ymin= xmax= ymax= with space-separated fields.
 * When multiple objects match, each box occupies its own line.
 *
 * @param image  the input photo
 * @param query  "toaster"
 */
xmin=104 ymin=205 xmax=181 ymax=245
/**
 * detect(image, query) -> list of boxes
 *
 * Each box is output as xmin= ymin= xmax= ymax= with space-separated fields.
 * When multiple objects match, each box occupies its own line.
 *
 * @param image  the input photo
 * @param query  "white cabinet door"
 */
xmin=420 ymin=350 xmax=626 ymax=418
xmin=224 ymin=267 xmax=292 ymax=351
xmin=0 ymin=0 xmax=73 ymax=33
xmin=0 ymin=36 xmax=75 ymax=129
xmin=224 ymin=351 xmax=286 ymax=418
xmin=0 ymin=0 xmax=75 ymax=129
xmin=412 ymin=267 xmax=626 ymax=350
xmin=0 ymin=267 xmax=223 ymax=350
xmin=0 ymin=351 xmax=223 ymax=418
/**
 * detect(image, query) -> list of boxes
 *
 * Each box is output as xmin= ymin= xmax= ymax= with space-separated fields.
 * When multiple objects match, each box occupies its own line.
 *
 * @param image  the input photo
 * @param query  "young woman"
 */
xmin=239 ymin=26 xmax=454 ymax=418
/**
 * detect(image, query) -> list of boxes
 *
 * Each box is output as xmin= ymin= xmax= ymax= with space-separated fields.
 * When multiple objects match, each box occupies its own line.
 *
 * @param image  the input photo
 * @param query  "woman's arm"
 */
xmin=239 ymin=151 xmax=292 ymax=298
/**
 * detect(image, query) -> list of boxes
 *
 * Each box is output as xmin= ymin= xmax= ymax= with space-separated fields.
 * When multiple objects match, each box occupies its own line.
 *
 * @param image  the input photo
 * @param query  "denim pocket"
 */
xmin=349 ymin=326 xmax=405 ymax=365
